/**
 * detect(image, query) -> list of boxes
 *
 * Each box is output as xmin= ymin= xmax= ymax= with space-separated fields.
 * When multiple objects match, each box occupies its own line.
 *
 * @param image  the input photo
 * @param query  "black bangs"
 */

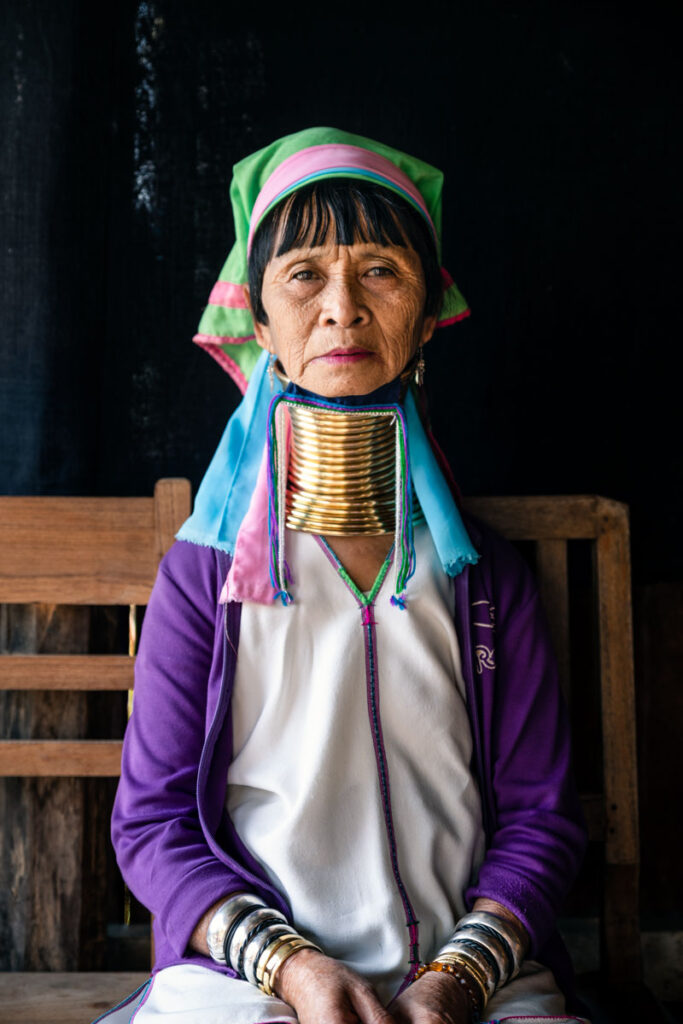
xmin=247 ymin=178 xmax=442 ymax=325
xmin=274 ymin=180 xmax=410 ymax=254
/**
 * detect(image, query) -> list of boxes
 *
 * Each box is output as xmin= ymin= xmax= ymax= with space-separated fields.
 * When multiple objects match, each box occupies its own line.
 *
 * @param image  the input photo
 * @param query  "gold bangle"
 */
xmin=262 ymin=938 xmax=322 ymax=997
xmin=436 ymin=953 xmax=488 ymax=991
xmin=433 ymin=953 xmax=489 ymax=1006
xmin=254 ymin=933 xmax=300 ymax=989
xmin=435 ymin=951 xmax=488 ymax=982
xmin=261 ymin=938 xmax=305 ymax=996
xmin=437 ymin=948 xmax=490 ymax=983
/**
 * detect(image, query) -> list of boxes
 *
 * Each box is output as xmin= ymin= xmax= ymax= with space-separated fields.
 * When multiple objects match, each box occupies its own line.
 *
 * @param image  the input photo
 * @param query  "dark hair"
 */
xmin=247 ymin=178 xmax=443 ymax=325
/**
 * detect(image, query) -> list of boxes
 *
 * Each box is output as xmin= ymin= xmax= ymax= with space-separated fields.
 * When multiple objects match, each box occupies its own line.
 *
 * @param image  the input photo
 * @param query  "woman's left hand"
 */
xmin=390 ymin=970 xmax=473 ymax=1023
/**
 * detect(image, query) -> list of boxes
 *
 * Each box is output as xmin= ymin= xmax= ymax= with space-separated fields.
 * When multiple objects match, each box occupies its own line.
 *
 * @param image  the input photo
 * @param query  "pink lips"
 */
xmin=316 ymin=348 xmax=372 ymax=364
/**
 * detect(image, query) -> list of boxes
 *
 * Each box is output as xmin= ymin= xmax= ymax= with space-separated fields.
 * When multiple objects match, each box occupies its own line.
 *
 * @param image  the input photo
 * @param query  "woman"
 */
xmin=97 ymin=127 xmax=588 ymax=1024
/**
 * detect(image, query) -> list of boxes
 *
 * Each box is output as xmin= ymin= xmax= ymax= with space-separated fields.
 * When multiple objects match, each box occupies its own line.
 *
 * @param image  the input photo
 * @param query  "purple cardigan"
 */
xmin=111 ymin=513 xmax=587 ymax=1007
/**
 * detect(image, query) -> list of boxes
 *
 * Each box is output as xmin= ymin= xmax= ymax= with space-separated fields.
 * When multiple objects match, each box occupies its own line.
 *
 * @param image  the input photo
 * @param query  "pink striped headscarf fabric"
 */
xmin=247 ymin=143 xmax=438 ymax=254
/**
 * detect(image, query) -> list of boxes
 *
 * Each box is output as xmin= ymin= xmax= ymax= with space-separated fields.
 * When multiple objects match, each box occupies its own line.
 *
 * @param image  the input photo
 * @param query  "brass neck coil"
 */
xmin=283 ymin=401 xmax=422 ymax=536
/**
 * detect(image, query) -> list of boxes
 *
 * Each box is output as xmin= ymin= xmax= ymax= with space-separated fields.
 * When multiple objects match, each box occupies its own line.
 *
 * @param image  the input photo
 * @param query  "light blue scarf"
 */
xmin=177 ymin=351 xmax=479 ymax=579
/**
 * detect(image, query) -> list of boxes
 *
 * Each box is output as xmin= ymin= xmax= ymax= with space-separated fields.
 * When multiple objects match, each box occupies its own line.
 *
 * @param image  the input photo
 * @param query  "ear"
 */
xmin=419 ymin=313 xmax=438 ymax=347
xmin=243 ymin=285 xmax=273 ymax=354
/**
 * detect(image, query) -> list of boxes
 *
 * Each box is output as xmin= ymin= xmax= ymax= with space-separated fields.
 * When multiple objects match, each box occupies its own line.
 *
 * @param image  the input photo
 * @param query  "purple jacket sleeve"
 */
xmin=465 ymin=529 xmax=587 ymax=956
xmin=111 ymin=542 xmax=243 ymax=961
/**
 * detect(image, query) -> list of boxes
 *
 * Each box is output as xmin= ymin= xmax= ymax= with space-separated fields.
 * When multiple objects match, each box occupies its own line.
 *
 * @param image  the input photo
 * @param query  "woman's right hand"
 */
xmin=274 ymin=947 xmax=395 ymax=1024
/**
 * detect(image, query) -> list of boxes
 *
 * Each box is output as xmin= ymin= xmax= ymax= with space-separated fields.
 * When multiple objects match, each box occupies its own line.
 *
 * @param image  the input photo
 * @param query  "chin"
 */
xmin=304 ymin=367 xmax=389 ymax=398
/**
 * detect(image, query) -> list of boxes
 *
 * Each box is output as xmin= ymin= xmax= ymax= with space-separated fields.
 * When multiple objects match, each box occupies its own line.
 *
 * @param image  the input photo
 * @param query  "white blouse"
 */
xmin=227 ymin=524 xmax=486 ymax=1002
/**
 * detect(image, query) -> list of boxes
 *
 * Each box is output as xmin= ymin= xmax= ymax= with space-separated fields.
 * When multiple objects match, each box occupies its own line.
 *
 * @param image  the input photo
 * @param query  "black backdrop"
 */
xmin=2 ymin=0 xmax=682 ymax=919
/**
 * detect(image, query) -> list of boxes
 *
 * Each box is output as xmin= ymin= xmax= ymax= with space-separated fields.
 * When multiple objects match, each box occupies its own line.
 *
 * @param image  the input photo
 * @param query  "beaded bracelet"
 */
xmin=413 ymin=960 xmax=484 ymax=1020
xmin=437 ymin=945 xmax=496 ymax=1001
xmin=434 ymin=953 xmax=489 ymax=1004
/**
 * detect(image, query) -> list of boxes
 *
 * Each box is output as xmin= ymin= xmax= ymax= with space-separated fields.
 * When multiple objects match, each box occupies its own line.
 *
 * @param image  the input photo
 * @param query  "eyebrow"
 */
xmin=275 ymin=243 xmax=412 ymax=266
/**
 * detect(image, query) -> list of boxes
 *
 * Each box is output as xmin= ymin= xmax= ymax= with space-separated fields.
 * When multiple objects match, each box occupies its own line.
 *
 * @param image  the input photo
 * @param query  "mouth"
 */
xmin=315 ymin=347 xmax=373 ymax=365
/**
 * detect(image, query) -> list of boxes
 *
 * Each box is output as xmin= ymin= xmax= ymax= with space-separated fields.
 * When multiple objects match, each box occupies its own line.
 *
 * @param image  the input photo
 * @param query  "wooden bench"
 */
xmin=0 ymin=480 xmax=190 ymax=1023
xmin=0 ymin=490 xmax=641 ymax=1022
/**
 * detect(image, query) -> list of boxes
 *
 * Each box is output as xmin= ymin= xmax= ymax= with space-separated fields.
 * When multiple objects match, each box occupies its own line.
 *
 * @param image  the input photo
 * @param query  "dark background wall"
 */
xmin=1 ymin=0 xmax=681 ymax=944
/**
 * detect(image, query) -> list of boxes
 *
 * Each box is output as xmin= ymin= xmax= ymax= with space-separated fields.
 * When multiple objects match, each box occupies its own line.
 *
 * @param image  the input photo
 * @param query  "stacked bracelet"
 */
xmin=257 ymin=935 xmax=322 ymax=997
xmin=249 ymin=928 xmax=300 ymax=986
xmin=413 ymin=909 xmax=528 ymax=1011
xmin=424 ymin=909 xmax=526 ymax=1009
xmin=205 ymin=892 xmax=322 ymax=996
xmin=454 ymin=911 xmax=525 ymax=981
xmin=228 ymin=906 xmax=287 ymax=974
xmin=446 ymin=923 xmax=511 ymax=986
xmin=436 ymin=946 xmax=495 ymax=1001
xmin=414 ymin=959 xmax=484 ymax=1020
xmin=206 ymin=893 xmax=267 ymax=964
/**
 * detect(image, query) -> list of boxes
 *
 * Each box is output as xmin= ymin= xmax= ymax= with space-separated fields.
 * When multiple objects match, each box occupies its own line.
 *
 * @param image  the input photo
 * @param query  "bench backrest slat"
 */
xmin=0 ymin=739 xmax=123 ymax=777
xmin=0 ymin=485 xmax=190 ymax=604
xmin=0 ymin=654 xmax=134 ymax=690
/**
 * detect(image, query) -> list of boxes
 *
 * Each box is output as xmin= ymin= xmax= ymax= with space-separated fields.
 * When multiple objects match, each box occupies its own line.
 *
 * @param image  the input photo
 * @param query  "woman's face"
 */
xmin=247 ymin=235 xmax=437 ymax=397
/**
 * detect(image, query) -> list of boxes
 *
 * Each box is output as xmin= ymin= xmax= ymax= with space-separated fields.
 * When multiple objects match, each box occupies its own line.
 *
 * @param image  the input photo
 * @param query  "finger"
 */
xmin=349 ymin=984 xmax=396 ymax=1024
xmin=388 ymin=1006 xmax=409 ymax=1024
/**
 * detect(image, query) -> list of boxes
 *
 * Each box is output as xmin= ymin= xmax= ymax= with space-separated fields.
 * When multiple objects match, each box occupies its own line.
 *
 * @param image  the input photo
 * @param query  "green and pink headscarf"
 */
xmin=193 ymin=126 xmax=470 ymax=393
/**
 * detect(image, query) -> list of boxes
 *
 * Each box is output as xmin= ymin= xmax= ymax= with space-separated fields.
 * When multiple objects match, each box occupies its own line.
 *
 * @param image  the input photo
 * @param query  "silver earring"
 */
xmin=267 ymin=352 xmax=276 ymax=392
xmin=415 ymin=345 xmax=425 ymax=387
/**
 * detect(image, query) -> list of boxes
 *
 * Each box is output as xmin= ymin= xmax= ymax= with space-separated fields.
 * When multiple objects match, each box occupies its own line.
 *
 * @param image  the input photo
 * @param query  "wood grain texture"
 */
xmin=535 ymin=539 xmax=571 ymax=702
xmin=154 ymin=478 xmax=192 ymax=563
xmin=602 ymin=863 xmax=642 ymax=985
xmin=0 ymin=497 xmax=158 ymax=604
xmin=0 ymin=654 xmax=134 ymax=690
xmin=0 ymin=606 xmax=89 ymax=971
xmin=79 ymin=778 xmax=117 ymax=969
xmin=594 ymin=500 xmax=642 ymax=984
xmin=0 ymin=482 xmax=191 ymax=605
xmin=0 ymin=740 xmax=123 ymax=777
xmin=0 ymin=971 xmax=149 ymax=1024
xmin=595 ymin=499 xmax=639 ymax=866
xmin=462 ymin=494 xmax=603 ymax=539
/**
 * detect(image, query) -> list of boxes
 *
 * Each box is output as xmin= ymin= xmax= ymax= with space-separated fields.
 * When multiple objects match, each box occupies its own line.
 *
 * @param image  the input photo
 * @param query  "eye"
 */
xmin=365 ymin=265 xmax=395 ymax=278
xmin=292 ymin=269 xmax=316 ymax=281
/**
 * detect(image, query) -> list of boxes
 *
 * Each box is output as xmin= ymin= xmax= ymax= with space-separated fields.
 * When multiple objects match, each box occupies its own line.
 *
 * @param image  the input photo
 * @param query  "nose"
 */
xmin=318 ymin=276 xmax=370 ymax=329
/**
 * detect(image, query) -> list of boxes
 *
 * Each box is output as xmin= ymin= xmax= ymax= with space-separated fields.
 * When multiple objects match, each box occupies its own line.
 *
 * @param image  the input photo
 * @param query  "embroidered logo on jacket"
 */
xmin=472 ymin=600 xmax=496 ymax=674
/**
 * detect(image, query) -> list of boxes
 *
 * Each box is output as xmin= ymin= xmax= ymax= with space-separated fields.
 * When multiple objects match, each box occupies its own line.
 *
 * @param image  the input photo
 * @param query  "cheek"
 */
xmin=379 ymin=290 xmax=425 ymax=349
xmin=269 ymin=301 xmax=315 ymax=369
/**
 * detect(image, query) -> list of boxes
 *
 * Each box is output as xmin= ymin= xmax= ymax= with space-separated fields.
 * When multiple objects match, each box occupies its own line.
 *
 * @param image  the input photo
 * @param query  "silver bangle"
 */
xmin=246 ymin=927 xmax=300 ymax=986
xmin=243 ymin=924 xmax=292 ymax=985
xmin=206 ymin=893 xmax=267 ymax=964
xmin=254 ymin=930 xmax=304 ymax=989
xmin=454 ymin=911 xmax=525 ymax=980
xmin=437 ymin=938 xmax=500 ymax=993
xmin=440 ymin=924 xmax=510 ymax=986
xmin=227 ymin=907 xmax=287 ymax=974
